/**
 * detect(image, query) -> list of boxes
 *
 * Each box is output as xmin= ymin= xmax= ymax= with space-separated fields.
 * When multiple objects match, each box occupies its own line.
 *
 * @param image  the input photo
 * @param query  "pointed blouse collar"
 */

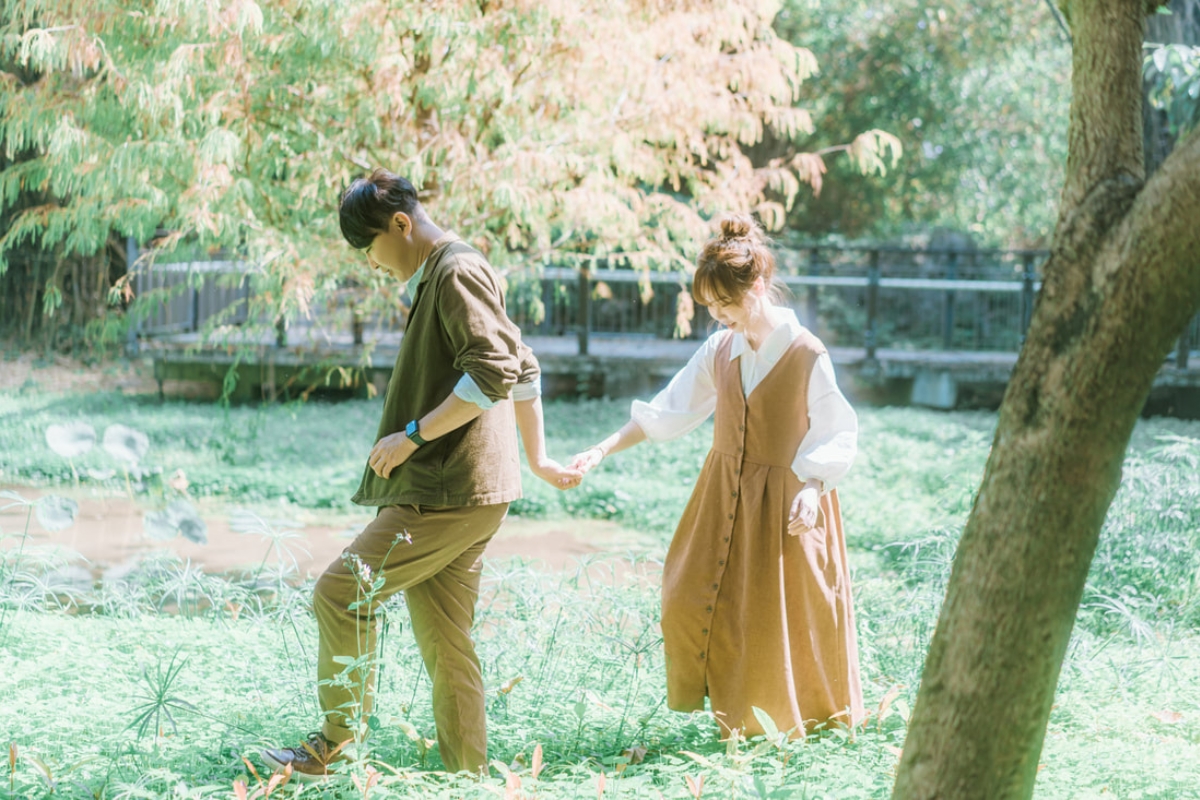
xmin=727 ymin=305 xmax=804 ymax=361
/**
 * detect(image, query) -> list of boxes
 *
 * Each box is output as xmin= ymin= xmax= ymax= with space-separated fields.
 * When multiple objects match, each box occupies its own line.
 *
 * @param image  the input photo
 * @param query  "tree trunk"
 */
xmin=891 ymin=1 xmax=1200 ymax=798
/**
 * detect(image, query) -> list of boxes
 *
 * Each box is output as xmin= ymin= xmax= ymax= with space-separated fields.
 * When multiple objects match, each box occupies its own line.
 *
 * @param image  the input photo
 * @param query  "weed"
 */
xmin=126 ymin=648 xmax=197 ymax=741
xmin=1 ymin=395 xmax=1198 ymax=797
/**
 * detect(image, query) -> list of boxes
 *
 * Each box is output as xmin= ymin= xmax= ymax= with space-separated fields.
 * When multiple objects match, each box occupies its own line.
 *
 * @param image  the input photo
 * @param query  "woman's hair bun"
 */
xmin=718 ymin=214 xmax=757 ymax=242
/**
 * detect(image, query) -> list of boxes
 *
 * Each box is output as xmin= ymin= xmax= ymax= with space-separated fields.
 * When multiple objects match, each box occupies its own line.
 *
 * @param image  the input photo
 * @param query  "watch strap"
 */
xmin=405 ymin=419 xmax=428 ymax=447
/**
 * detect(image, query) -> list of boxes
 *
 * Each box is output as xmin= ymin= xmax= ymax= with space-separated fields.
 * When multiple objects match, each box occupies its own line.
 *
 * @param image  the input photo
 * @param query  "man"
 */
xmin=262 ymin=169 xmax=578 ymax=779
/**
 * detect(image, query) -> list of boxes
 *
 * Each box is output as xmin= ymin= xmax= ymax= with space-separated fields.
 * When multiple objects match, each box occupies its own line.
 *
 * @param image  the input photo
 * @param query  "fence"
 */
xmin=506 ymin=246 xmax=1051 ymax=358
xmin=133 ymin=259 xmax=251 ymax=335
xmin=132 ymin=246 xmax=1196 ymax=369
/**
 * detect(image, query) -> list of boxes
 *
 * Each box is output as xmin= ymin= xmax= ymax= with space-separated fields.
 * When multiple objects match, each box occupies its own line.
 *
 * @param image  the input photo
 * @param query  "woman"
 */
xmin=570 ymin=215 xmax=864 ymax=738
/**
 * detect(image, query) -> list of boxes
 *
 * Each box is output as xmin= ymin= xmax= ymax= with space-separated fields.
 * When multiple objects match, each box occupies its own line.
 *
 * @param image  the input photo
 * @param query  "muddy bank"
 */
xmin=0 ymin=485 xmax=648 ymax=578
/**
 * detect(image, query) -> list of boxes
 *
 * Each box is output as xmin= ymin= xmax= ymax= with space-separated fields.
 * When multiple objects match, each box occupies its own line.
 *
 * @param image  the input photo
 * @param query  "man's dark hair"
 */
xmin=338 ymin=168 xmax=422 ymax=250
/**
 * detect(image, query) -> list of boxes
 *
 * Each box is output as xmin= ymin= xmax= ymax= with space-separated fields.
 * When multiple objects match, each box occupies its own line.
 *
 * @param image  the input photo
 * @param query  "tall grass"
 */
xmin=1 ymin=390 xmax=1199 ymax=798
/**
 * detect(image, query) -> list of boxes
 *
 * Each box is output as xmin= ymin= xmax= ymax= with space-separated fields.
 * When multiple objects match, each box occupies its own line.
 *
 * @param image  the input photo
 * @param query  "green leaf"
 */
xmin=751 ymin=706 xmax=781 ymax=741
xmin=35 ymin=495 xmax=78 ymax=532
xmin=102 ymin=424 xmax=149 ymax=465
xmin=1154 ymin=46 xmax=1170 ymax=73
xmin=45 ymin=422 xmax=96 ymax=459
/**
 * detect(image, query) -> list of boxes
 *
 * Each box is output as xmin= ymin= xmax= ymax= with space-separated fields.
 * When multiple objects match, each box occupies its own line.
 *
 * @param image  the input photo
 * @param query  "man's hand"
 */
xmin=369 ymin=432 xmax=418 ymax=479
xmin=788 ymin=484 xmax=821 ymax=534
xmin=531 ymin=458 xmax=584 ymax=490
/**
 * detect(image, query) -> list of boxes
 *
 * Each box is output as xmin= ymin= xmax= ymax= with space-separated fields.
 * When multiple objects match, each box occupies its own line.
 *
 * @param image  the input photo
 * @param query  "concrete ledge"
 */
xmin=142 ymin=334 xmax=1200 ymax=416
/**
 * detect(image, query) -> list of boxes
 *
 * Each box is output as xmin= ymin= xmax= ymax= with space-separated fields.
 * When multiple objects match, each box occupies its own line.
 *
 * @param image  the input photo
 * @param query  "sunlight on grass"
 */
xmin=1 ymin=391 xmax=1198 ymax=798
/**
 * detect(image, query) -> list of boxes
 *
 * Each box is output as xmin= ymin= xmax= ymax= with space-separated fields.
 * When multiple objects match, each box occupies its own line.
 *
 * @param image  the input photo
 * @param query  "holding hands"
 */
xmin=567 ymin=447 xmax=605 ymax=477
xmin=532 ymin=457 xmax=584 ymax=490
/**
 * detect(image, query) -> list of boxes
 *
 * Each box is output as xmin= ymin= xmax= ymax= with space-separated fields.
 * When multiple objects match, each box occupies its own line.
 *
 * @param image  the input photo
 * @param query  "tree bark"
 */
xmin=891 ymin=1 xmax=1200 ymax=798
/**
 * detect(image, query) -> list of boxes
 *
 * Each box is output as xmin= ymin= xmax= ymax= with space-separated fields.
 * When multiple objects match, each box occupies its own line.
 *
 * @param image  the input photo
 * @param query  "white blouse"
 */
xmin=630 ymin=306 xmax=857 ymax=492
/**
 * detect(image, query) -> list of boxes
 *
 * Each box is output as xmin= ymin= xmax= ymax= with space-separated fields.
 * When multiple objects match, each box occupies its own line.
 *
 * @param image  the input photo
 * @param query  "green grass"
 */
xmin=1 ymin=388 xmax=1199 ymax=798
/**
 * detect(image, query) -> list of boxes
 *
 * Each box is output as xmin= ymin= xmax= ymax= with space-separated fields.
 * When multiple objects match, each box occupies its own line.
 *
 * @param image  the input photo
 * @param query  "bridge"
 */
xmin=132 ymin=245 xmax=1200 ymax=413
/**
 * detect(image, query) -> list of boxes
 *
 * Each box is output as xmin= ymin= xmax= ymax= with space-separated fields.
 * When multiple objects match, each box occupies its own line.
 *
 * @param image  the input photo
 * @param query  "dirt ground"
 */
xmin=0 ymin=484 xmax=648 ymax=580
xmin=1 ymin=352 xmax=163 ymax=394
xmin=2 ymin=356 xmax=649 ymax=577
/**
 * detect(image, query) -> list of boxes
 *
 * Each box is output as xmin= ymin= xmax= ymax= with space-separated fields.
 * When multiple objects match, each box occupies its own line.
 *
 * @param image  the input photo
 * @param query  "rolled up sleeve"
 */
xmin=436 ymin=258 xmax=525 ymax=403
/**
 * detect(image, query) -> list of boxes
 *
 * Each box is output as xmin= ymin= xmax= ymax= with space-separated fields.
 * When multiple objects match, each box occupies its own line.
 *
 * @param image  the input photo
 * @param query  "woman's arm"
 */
xmin=788 ymin=354 xmax=858 ymax=532
xmin=569 ymin=419 xmax=649 ymax=474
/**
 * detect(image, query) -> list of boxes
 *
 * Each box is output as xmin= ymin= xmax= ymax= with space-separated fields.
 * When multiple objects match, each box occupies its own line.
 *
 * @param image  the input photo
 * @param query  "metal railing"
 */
xmin=132 ymin=245 xmax=1196 ymax=369
xmin=133 ymin=259 xmax=251 ymax=335
xmin=506 ymin=247 xmax=1053 ymax=358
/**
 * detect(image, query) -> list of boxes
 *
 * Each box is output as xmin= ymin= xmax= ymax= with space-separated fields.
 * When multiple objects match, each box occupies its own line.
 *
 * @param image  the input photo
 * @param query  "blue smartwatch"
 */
xmin=405 ymin=419 xmax=428 ymax=447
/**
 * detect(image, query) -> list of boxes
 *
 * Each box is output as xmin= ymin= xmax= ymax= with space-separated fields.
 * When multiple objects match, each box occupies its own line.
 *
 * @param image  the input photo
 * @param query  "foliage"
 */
xmin=5 ymin=374 xmax=1200 ymax=800
xmin=772 ymin=0 xmax=1072 ymax=246
xmin=0 ymin=0 xmax=900 ymax=349
xmin=0 ymin=398 xmax=1199 ymax=796
xmin=4 ymin=389 xmax=1199 ymax=633
xmin=1145 ymin=42 xmax=1200 ymax=139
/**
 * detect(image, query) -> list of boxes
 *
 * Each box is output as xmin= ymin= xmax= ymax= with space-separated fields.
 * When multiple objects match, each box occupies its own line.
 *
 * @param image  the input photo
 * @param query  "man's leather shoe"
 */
xmin=261 ymin=732 xmax=347 ymax=782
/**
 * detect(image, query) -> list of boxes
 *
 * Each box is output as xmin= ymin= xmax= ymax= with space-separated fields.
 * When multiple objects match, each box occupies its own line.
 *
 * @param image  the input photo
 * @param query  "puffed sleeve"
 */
xmin=630 ymin=331 xmax=725 ymax=442
xmin=792 ymin=353 xmax=857 ymax=492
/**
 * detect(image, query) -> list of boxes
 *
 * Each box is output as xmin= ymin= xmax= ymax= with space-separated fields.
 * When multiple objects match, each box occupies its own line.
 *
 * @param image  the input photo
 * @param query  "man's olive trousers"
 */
xmin=312 ymin=502 xmax=508 ymax=773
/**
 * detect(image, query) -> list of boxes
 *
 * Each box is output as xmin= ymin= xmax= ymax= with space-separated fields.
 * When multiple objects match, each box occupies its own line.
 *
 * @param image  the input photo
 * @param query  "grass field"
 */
xmin=1 ymin=388 xmax=1199 ymax=799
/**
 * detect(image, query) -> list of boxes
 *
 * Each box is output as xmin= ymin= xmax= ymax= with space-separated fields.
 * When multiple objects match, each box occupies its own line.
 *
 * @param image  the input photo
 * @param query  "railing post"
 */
xmin=190 ymin=265 xmax=201 ymax=333
xmin=577 ymin=266 xmax=591 ymax=356
xmin=943 ymin=250 xmax=957 ymax=350
xmin=807 ymin=247 xmax=821 ymax=331
xmin=865 ymin=249 xmax=880 ymax=360
xmin=351 ymin=302 xmax=364 ymax=346
xmin=1020 ymin=252 xmax=1037 ymax=347
xmin=1177 ymin=315 xmax=1193 ymax=370
xmin=125 ymin=236 xmax=140 ymax=355
xmin=275 ymin=317 xmax=287 ymax=348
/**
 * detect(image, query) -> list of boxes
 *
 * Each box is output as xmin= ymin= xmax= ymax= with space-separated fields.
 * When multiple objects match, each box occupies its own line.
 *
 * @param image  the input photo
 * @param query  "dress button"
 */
xmin=731 ymin=491 xmax=738 ymax=498
xmin=701 ymin=628 xmax=708 ymax=635
xmin=706 ymin=605 xmax=713 ymax=612
xmin=727 ymin=513 xmax=734 ymax=520
xmin=718 ymin=559 xmax=725 ymax=566
xmin=723 ymin=537 xmax=730 ymax=542
xmin=699 ymin=652 xmax=706 ymax=659
xmin=711 ymin=583 xmax=719 ymax=590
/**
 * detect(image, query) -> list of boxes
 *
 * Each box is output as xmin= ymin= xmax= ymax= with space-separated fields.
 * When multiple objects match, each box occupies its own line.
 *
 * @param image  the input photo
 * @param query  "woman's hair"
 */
xmin=691 ymin=214 xmax=777 ymax=307
xmin=338 ymin=168 xmax=423 ymax=250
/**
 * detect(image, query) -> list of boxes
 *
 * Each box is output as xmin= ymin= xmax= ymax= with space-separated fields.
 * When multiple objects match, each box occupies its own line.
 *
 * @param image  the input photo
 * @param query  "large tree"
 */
xmin=0 ymin=0 xmax=897 ymax=345
xmin=892 ymin=1 xmax=1200 ymax=798
xmin=773 ymin=0 xmax=1072 ymax=245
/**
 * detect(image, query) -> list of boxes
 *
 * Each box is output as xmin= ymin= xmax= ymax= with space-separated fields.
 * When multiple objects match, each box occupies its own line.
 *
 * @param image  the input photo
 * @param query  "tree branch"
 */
xmin=1059 ymin=0 xmax=1147 ymax=214
xmin=1102 ymin=125 xmax=1200 ymax=340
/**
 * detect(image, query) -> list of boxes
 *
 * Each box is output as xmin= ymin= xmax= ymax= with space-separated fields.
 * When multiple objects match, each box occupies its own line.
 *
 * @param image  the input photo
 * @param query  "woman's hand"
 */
xmin=567 ymin=447 xmax=605 ymax=477
xmin=788 ymin=484 xmax=821 ymax=534
xmin=531 ymin=458 xmax=584 ymax=490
